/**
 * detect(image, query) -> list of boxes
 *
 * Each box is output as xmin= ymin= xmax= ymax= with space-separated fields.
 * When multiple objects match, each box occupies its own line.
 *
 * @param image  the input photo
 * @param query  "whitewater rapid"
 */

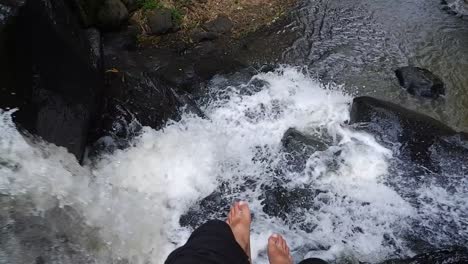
xmin=1 ymin=67 xmax=465 ymax=264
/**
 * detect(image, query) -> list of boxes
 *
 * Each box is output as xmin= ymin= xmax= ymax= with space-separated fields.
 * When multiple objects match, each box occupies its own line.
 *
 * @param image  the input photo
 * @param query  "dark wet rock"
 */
xmin=442 ymin=0 xmax=468 ymax=19
xmin=97 ymin=0 xmax=129 ymax=30
xmin=86 ymin=28 xmax=103 ymax=70
xmin=282 ymin=128 xmax=328 ymax=153
xmin=281 ymin=128 xmax=329 ymax=172
xmin=261 ymin=185 xmax=327 ymax=233
xmin=350 ymin=96 xmax=468 ymax=175
xmin=147 ymin=8 xmax=174 ymax=35
xmin=179 ymin=191 xmax=231 ymax=229
xmin=121 ymin=0 xmax=138 ymax=12
xmin=89 ymin=100 xmax=142 ymax=155
xmin=203 ymin=14 xmax=233 ymax=34
xmin=395 ymin=132 xmax=468 ymax=253
xmin=173 ymin=93 xmax=207 ymax=118
xmin=155 ymin=57 xmax=199 ymax=91
xmin=73 ymin=0 xmax=104 ymax=27
xmin=0 ymin=1 xmax=25 ymax=102
xmin=395 ymin=66 xmax=445 ymax=99
xmin=381 ymin=248 xmax=468 ymax=264
xmin=102 ymin=25 xmax=138 ymax=51
xmin=191 ymin=29 xmax=219 ymax=43
xmin=0 ymin=0 xmax=104 ymax=161
xmin=104 ymin=70 xmax=179 ymax=130
xmin=262 ymin=185 xmax=315 ymax=218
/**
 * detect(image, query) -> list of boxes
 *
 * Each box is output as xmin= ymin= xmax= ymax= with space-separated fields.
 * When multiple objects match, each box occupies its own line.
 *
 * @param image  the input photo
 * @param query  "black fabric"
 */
xmin=165 ymin=220 xmax=250 ymax=264
xmin=298 ymin=258 xmax=329 ymax=264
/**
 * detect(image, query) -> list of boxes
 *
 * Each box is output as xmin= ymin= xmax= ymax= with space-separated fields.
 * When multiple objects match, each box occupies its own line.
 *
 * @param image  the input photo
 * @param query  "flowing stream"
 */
xmin=1 ymin=67 xmax=467 ymax=264
xmin=1 ymin=0 xmax=468 ymax=263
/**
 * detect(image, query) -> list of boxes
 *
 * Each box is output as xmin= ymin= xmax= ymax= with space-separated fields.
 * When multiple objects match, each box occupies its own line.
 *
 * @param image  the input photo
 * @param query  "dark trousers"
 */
xmin=165 ymin=220 xmax=329 ymax=264
xmin=165 ymin=220 xmax=250 ymax=264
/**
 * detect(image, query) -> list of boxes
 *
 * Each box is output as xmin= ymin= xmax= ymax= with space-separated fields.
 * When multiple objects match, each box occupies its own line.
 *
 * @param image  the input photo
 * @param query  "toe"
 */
xmin=269 ymin=234 xmax=279 ymax=245
xmin=233 ymin=202 xmax=239 ymax=215
xmin=278 ymin=236 xmax=287 ymax=251
xmin=238 ymin=201 xmax=250 ymax=214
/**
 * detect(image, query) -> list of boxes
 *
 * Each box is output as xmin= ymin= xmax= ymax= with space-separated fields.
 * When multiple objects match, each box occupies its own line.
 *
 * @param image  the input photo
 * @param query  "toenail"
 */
xmin=239 ymin=201 xmax=247 ymax=205
xmin=272 ymin=234 xmax=278 ymax=238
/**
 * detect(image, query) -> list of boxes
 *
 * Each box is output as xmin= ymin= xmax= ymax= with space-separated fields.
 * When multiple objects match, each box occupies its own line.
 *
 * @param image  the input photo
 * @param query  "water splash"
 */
xmin=0 ymin=67 xmax=465 ymax=264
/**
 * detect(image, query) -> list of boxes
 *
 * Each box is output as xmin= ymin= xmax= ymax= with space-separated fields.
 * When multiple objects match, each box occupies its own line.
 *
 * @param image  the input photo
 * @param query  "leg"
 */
xmin=165 ymin=202 xmax=251 ymax=264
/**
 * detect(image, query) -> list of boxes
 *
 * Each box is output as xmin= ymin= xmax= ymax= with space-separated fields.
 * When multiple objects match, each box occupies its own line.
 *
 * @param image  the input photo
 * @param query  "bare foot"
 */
xmin=226 ymin=201 xmax=252 ymax=262
xmin=268 ymin=234 xmax=293 ymax=264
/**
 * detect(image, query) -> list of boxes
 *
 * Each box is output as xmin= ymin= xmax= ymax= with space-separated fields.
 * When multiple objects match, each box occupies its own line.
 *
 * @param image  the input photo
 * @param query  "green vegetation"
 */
xmin=170 ymin=7 xmax=183 ymax=25
xmin=137 ymin=0 xmax=163 ymax=10
xmin=136 ymin=0 xmax=185 ymax=25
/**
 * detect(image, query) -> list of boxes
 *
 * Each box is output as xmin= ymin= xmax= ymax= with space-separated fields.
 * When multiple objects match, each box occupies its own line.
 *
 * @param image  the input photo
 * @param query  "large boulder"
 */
xmin=104 ymin=71 xmax=179 ymax=130
xmin=0 ymin=0 xmax=104 ymax=161
xmin=121 ymin=0 xmax=138 ymax=12
xmin=146 ymin=8 xmax=174 ymax=35
xmin=0 ymin=1 xmax=25 ymax=99
xmin=350 ymin=96 xmax=468 ymax=174
xmin=395 ymin=66 xmax=445 ymax=99
xmin=96 ymin=0 xmax=129 ymax=30
xmin=203 ymin=14 xmax=233 ymax=34
xmin=91 ymin=27 xmax=208 ymax=153
xmin=72 ymin=0 xmax=104 ymax=27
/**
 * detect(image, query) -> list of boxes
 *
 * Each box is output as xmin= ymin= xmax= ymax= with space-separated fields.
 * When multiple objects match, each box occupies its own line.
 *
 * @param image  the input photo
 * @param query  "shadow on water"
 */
xmin=284 ymin=0 xmax=468 ymax=130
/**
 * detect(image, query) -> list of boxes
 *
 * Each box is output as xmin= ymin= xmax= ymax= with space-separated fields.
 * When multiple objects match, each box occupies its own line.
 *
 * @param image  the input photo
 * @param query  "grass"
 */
xmin=171 ymin=7 xmax=183 ymax=25
xmin=137 ymin=0 xmax=163 ymax=10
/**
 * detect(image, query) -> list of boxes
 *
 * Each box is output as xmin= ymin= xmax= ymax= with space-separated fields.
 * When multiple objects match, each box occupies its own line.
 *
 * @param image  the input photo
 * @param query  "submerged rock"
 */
xmin=395 ymin=66 xmax=445 ymax=99
xmin=281 ymin=128 xmax=329 ymax=172
xmin=381 ymin=248 xmax=468 ymax=264
xmin=442 ymin=0 xmax=468 ymax=19
xmin=262 ymin=186 xmax=317 ymax=218
xmin=179 ymin=191 xmax=231 ymax=229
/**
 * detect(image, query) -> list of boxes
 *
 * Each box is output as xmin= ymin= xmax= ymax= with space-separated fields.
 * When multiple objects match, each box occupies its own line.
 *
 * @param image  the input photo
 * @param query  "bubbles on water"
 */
xmin=0 ymin=67 xmax=467 ymax=264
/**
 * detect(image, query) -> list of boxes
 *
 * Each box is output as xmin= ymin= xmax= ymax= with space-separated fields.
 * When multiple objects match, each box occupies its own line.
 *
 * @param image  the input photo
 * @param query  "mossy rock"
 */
xmin=97 ymin=0 xmax=129 ymax=30
xmin=76 ymin=0 xmax=105 ymax=27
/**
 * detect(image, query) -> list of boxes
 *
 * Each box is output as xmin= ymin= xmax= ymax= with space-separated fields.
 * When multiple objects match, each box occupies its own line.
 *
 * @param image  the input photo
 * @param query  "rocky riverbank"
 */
xmin=0 ymin=0 xmax=299 ymax=161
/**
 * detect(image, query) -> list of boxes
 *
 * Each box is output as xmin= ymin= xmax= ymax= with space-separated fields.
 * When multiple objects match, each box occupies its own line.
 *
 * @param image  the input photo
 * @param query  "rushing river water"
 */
xmin=1 ymin=0 xmax=468 ymax=264
xmin=285 ymin=0 xmax=468 ymax=130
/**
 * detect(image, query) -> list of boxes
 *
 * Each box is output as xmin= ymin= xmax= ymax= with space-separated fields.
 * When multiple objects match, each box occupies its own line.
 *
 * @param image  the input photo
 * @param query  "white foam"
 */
xmin=0 ymin=67 xmax=450 ymax=264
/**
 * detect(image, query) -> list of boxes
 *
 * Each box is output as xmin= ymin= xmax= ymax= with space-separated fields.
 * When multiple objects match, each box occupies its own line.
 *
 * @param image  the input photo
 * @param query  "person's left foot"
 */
xmin=226 ymin=201 xmax=252 ymax=262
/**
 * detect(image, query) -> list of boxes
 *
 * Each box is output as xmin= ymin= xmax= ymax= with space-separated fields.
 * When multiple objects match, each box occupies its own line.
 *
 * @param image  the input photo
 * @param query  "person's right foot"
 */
xmin=268 ymin=234 xmax=293 ymax=264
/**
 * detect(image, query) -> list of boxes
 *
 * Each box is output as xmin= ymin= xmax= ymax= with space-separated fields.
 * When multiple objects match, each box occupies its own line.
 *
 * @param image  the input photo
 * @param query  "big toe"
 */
xmin=237 ymin=201 xmax=251 ymax=220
